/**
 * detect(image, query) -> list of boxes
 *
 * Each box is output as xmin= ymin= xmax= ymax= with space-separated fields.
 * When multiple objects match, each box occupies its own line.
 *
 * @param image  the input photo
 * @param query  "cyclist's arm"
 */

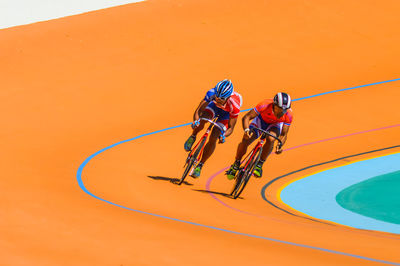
xmin=279 ymin=124 xmax=290 ymax=147
xmin=193 ymin=100 xmax=209 ymax=121
xmin=225 ymin=117 xmax=238 ymax=137
xmin=242 ymin=109 xmax=258 ymax=130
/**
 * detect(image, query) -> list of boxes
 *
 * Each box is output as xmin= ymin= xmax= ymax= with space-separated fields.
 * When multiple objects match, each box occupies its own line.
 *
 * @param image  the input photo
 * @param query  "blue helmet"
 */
xmin=215 ymin=79 xmax=234 ymax=100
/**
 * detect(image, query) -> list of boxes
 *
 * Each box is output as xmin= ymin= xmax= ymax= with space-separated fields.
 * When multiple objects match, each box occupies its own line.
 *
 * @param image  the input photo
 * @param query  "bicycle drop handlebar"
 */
xmin=199 ymin=118 xmax=225 ymax=134
xmin=252 ymin=127 xmax=283 ymax=147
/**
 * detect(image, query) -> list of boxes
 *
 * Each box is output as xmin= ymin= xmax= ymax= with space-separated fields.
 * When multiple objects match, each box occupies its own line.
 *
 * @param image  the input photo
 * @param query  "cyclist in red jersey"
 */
xmin=226 ymin=92 xmax=293 ymax=179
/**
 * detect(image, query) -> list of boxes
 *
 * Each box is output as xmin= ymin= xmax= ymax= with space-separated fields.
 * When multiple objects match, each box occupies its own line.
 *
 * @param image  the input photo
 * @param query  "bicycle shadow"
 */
xmin=147 ymin=175 xmax=193 ymax=186
xmin=192 ymin=189 xmax=235 ymax=198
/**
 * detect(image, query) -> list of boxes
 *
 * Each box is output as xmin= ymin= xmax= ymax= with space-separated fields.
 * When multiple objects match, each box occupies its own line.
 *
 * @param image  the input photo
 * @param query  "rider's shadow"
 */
xmin=147 ymin=175 xmax=193 ymax=186
xmin=192 ymin=189 xmax=234 ymax=198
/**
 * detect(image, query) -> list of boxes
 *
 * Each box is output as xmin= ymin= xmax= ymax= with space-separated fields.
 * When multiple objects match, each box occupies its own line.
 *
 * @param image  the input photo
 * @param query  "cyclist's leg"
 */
xmin=260 ymin=124 xmax=282 ymax=161
xmin=191 ymin=104 xmax=228 ymax=177
xmin=235 ymin=126 xmax=258 ymax=161
xmin=185 ymin=105 xmax=213 ymax=151
xmin=199 ymin=106 xmax=229 ymax=164
xmin=226 ymin=120 xmax=258 ymax=180
xmin=254 ymin=123 xmax=282 ymax=177
xmin=191 ymin=126 xmax=222 ymax=178
xmin=199 ymin=126 xmax=221 ymax=164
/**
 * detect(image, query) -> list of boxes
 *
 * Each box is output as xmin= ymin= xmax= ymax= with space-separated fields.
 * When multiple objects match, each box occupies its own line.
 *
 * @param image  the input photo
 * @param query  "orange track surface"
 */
xmin=1 ymin=0 xmax=400 ymax=265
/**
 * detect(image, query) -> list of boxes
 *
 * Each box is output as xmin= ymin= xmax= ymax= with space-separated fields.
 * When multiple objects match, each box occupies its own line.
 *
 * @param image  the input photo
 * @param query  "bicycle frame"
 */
xmin=230 ymin=127 xmax=283 ymax=197
xmin=240 ymin=127 xmax=283 ymax=168
xmin=184 ymin=117 xmax=225 ymax=168
xmin=178 ymin=117 xmax=226 ymax=185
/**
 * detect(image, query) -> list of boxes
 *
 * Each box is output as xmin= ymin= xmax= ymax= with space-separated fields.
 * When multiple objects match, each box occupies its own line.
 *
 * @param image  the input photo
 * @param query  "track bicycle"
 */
xmin=178 ymin=117 xmax=225 ymax=185
xmin=230 ymin=127 xmax=282 ymax=199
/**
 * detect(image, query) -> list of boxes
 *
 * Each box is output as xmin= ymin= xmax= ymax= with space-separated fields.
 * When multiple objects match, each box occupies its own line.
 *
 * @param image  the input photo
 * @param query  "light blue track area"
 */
xmin=280 ymin=153 xmax=400 ymax=234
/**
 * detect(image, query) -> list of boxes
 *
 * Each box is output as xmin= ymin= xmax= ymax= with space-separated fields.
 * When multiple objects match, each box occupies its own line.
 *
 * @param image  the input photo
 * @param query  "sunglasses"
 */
xmin=215 ymin=96 xmax=229 ymax=102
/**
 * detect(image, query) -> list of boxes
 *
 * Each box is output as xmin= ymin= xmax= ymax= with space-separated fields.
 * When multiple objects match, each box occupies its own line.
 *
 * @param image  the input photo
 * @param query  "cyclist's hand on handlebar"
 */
xmin=218 ymin=134 xmax=226 ymax=144
xmin=275 ymin=144 xmax=283 ymax=154
xmin=244 ymin=128 xmax=252 ymax=139
xmin=191 ymin=119 xmax=200 ymax=129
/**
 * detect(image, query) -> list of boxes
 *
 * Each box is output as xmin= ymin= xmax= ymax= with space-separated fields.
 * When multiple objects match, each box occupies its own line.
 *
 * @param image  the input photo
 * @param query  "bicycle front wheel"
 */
xmin=230 ymin=169 xmax=245 ymax=198
xmin=178 ymin=138 xmax=206 ymax=185
xmin=232 ymin=147 xmax=262 ymax=199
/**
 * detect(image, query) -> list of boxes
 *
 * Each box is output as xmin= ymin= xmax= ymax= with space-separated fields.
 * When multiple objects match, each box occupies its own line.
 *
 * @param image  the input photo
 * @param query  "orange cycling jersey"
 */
xmin=254 ymin=99 xmax=293 ymax=126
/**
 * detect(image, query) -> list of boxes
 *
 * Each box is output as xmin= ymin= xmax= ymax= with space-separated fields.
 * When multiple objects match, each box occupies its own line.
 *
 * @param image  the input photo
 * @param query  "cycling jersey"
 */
xmin=254 ymin=99 xmax=293 ymax=126
xmin=204 ymin=88 xmax=243 ymax=118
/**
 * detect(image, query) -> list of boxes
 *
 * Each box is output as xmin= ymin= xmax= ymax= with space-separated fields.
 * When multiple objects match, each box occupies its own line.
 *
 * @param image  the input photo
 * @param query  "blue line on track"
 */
xmin=77 ymin=78 xmax=400 ymax=265
xmin=293 ymin=78 xmax=400 ymax=102
xmin=240 ymin=78 xmax=400 ymax=112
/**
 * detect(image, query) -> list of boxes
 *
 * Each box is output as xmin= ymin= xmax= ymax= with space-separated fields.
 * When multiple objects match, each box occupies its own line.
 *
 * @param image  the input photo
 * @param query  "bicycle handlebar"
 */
xmin=252 ymin=127 xmax=283 ymax=147
xmin=199 ymin=118 xmax=225 ymax=133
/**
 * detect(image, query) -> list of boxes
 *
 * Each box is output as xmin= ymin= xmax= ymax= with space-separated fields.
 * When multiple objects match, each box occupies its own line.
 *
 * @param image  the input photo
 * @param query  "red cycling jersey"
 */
xmin=205 ymin=89 xmax=243 ymax=118
xmin=254 ymin=99 xmax=293 ymax=126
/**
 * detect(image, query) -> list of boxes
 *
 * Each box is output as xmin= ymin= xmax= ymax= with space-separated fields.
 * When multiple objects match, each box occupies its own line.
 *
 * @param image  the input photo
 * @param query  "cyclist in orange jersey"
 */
xmin=226 ymin=92 xmax=293 ymax=179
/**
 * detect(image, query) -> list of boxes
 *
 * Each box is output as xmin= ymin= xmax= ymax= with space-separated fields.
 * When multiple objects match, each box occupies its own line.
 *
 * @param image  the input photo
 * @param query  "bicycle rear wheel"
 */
xmin=178 ymin=138 xmax=206 ymax=185
xmin=230 ymin=169 xmax=245 ymax=197
xmin=231 ymin=147 xmax=262 ymax=199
